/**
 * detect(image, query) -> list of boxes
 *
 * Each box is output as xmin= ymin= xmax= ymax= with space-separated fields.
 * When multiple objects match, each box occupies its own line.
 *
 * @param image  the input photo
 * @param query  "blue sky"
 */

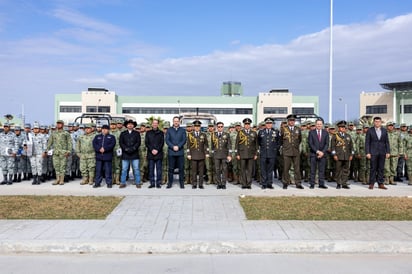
xmin=1 ymin=0 xmax=412 ymax=124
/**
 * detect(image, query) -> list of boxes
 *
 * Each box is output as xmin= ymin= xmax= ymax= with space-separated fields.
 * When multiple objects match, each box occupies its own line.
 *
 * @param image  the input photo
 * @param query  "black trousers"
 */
xmin=310 ymin=155 xmax=326 ymax=186
xmin=369 ymin=154 xmax=386 ymax=185
xmin=260 ymin=157 xmax=275 ymax=186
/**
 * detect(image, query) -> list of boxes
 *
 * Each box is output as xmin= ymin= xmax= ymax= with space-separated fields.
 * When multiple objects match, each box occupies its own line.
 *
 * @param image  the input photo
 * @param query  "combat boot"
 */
xmin=114 ymin=174 xmax=120 ymax=185
xmin=384 ymin=177 xmax=389 ymax=185
xmin=1 ymin=174 xmax=8 ymax=185
xmin=32 ymin=175 xmax=38 ymax=185
xmin=40 ymin=174 xmax=46 ymax=182
xmin=162 ymin=174 xmax=167 ymax=185
xmin=64 ymin=175 xmax=69 ymax=183
xmin=12 ymin=174 xmax=17 ymax=182
xmin=22 ymin=173 xmax=28 ymax=181
xmin=17 ymin=173 xmax=22 ymax=182
xmin=52 ymin=175 xmax=60 ymax=185
xmin=80 ymin=177 xmax=88 ymax=185
xmin=28 ymin=173 xmax=33 ymax=180
xmin=389 ymin=177 xmax=397 ymax=185
xmin=59 ymin=175 xmax=65 ymax=185
xmin=7 ymin=174 xmax=13 ymax=185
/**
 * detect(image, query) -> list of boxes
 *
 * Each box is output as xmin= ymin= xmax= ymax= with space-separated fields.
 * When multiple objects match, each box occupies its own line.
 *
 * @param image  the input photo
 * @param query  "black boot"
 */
xmin=23 ymin=173 xmax=28 ymax=181
xmin=12 ymin=174 xmax=17 ymax=182
xmin=28 ymin=173 xmax=33 ymax=180
xmin=1 ymin=175 xmax=7 ymax=185
xmin=7 ymin=175 xmax=13 ymax=185
xmin=64 ymin=175 xmax=69 ymax=183
xmin=17 ymin=174 xmax=22 ymax=182
xmin=40 ymin=174 xmax=46 ymax=183
xmin=32 ymin=175 xmax=38 ymax=185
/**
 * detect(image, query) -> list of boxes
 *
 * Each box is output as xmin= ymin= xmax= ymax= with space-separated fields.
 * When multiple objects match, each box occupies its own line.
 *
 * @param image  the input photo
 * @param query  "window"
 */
xmin=292 ymin=107 xmax=314 ymax=115
xmin=122 ymin=107 xmax=253 ymax=115
xmin=60 ymin=106 xmax=81 ymax=113
xmin=263 ymin=107 xmax=288 ymax=114
xmin=86 ymin=106 xmax=111 ymax=113
xmin=401 ymin=105 xmax=412 ymax=114
xmin=366 ymin=105 xmax=387 ymax=114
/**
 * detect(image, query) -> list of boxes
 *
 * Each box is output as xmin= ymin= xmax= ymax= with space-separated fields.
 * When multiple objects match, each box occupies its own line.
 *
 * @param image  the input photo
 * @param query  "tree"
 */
xmin=145 ymin=116 xmax=166 ymax=129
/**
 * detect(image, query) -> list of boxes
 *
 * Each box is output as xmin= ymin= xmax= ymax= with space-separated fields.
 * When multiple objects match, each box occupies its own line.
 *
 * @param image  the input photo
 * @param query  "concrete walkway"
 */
xmin=0 ymin=178 xmax=412 ymax=254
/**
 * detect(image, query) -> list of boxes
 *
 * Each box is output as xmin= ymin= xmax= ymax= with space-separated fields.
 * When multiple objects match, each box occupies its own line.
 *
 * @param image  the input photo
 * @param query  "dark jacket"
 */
xmin=308 ymin=129 xmax=329 ymax=157
xmin=258 ymin=128 xmax=279 ymax=159
xmin=93 ymin=133 xmax=116 ymax=161
xmin=145 ymin=128 xmax=164 ymax=160
xmin=365 ymin=127 xmax=391 ymax=156
xmin=119 ymin=130 xmax=141 ymax=160
xmin=165 ymin=126 xmax=187 ymax=156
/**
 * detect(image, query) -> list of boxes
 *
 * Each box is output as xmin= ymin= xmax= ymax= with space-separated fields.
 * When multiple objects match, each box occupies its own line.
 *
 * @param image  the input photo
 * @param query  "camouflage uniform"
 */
xmin=0 ymin=124 xmax=18 ymax=184
xmin=162 ymin=122 xmax=170 ymax=184
xmin=21 ymin=124 xmax=33 ymax=181
xmin=13 ymin=126 xmax=25 ymax=182
xmin=355 ymin=126 xmax=370 ymax=184
xmin=76 ymin=125 xmax=96 ymax=185
xmin=27 ymin=124 xmax=48 ymax=184
xmin=384 ymin=122 xmax=403 ymax=184
xmin=403 ymin=130 xmax=412 ymax=185
xmin=110 ymin=122 xmax=122 ymax=185
xmin=300 ymin=123 xmax=310 ymax=182
xmin=47 ymin=120 xmax=72 ymax=185
xmin=205 ymin=124 xmax=215 ymax=184
xmin=139 ymin=124 xmax=148 ymax=182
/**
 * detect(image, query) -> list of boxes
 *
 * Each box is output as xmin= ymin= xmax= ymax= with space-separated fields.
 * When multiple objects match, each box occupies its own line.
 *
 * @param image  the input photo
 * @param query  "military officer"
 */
xmin=384 ymin=121 xmax=403 ymax=185
xmin=396 ymin=123 xmax=408 ymax=182
xmin=184 ymin=122 xmax=193 ymax=184
xmin=403 ymin=125 xmax=412 ymax=185
xmin=280 ymin=114 xmax=304 ymax=189
xmin=75 ymin=124 xmax=96 ymax=185
xmin=47 ymin=120 xmax=72 ymax=185
xmin=355 ymin=125 xmax=369 ymax=184
xmin=227 ymin=123 xmax=237 ymax=183
xmin=235 ymin=118 xmax=258 ymax=189
xmin=0 ymin=122 xmax=18 ymax=185
xmin=13 ymin=125 xmax=25 ymax=182
xmin=187 ymin=120 xmax=209 ymax=189
xmin=331 ymin=120 xmax=354 ymax=189
xmin=300 ymin=121 xmax=310 ymax=182
xmin=26 ymin=123 xmax=48 ymax=185
xmin=110 ymin=120 xmax=122 ymax=185
xmin=205 ymin=123 xmax=216 ymax=184
xmin=21 ymin=123 xmax=33 ymax=181
xmin=211 ymin=121 xmax=232 ymax=189
xmin=258 ymin=117 xmax=279 ymax=189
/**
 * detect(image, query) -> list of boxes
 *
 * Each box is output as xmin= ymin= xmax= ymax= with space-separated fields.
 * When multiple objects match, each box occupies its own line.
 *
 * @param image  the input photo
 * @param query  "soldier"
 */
xmin=347 ymin=122 xmax=357 ymax=181
xmin=64 ymin=122 xmax=74 ymax=182
xmin=161 ymin=121 xmax=170 ymax=185
xmin=184 ymin=123 xmax=193 ymax=184
xmin=258 ymin=117 xmax=279 ymax=189
xmin=235 ymin=118 xmax=258 ymax=189
xmin=110 ymin=120 xmax=122 ymax=185
xmin=93 ymin=125 xmax=116 ymax=188
xmin=13 ymin=125 xmax=25 ymax=182
xmin=205 ymin=123 xmax=216 ymax=184
xmin=26 ymin=123 xmax=47 ymax=185
xmin=326 ymin=124 xmax=336 ymax=182
xmin=356 ymin=125 xmax=370 ymax=184
xmin=300 ymin=121 xmax=310 ymax=182
xmin=0 ymin=122 xmax=18 ymax=185
xmin=396 ymin=123 xmax=408 ymax=182
xmin=47 ymin=120 xmax=72 ymax=185
xmin=280 ymin=114 xmax=304 ymax=189
xmin=42 ymin=125 xmax=54 ymax=180
xmin=230 ymin=122 xmax=241 ymax=184
xmin=226 ymin=123 xmax=236 ymax=182
xmin=211 ymin=121 xmax=232 ymax=189
xmin=138 ymin=123 xmax=148 ymax=183
xmin=351 ymin=125 xmax=363 ymax=182
xmin=331 ymin=120 xmax=354 ymax=189
xmin=21 ymin=123 xmax=33 ymax=181
xmin=404 ymin=125 xmax=412 ymax=185
xmin=384 ymin=121 xmax=403 ymax=185
xmin=71 ymin=122 xmax=82 ymax=179
xmin=187 ymin=120 xmax=209 ymax=189
xmin=75 ymin=124 xmax=96 ymax=185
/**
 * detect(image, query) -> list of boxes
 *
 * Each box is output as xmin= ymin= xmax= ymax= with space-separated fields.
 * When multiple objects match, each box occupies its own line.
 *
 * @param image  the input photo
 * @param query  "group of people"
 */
xmin=0 ymin=114 xmax=409 ymax=190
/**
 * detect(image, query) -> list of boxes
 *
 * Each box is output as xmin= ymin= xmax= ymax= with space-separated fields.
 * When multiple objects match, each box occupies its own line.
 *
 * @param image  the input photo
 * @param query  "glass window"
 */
xmin=366 ymin=105 xmax=387 ymax=114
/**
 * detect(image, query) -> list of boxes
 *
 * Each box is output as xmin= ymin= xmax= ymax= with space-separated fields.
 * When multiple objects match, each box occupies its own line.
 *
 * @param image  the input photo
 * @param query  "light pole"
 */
xmin=97 ymin=99 xmax=101 ymax=113
xmin=339 ymin=98 xmax=347 ymax=121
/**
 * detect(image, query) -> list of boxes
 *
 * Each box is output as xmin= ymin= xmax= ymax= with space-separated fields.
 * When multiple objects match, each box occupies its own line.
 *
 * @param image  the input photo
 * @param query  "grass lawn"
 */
xmin=0 ymin=196 xmax=123 ymax=219
xmin=239 ymin=196 xmax=412 ymax=221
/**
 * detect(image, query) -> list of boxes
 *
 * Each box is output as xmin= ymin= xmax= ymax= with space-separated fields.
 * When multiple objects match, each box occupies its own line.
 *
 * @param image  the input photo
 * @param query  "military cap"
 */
xmin=336 ymin=120 xmax=347 ymax=127
xmin=286 ymin=114 xmax=297 ymax=120
xmin=110 ymin=120 xmax=117 ymax=125
xmin=264 ymin=117 xmax=274 ymax=124
xmin=3 ymin=122 xmax=10 ymax=127
xmin=73 ymin=122 xmax=79 ymax=127
xmin=84 ymin=123 xmax=92 ymax=128
xmin=259 ymin=121 xmax=265 ymax=127
xmin=401 ymin=123 xmax=407 ymax=127
xmin=51 ymin=124 xmax=56 ymax=129
xmin=193 ymin=120 xmax=202 ymax=126
xmin=116 ymin=119 xmax=123 ymax=124
xmin=139 ymin=122 xmax=146 ymax=127
xmin=309 ymin=122 xmax=316 ymax=127
xmin=14 ymin=125 xmax=21 ymax=130
xmin=56 ymin=120 xmax=64 ymax=124
xmin=208 ymin=123 xmax=215 ymax=127
xmin=386 ymin=121 xmax=394 ymax=126
xmin=24 ymin=123 xmax=31 ymax=129
xmin=395 ymin=124 xmax=401 ymax=129
xmin=329 ymin=124 xmax=336 ymax=129
xmin=363 ymin=124 xmax=370 ymax=129
xmin=96 ymin=124 xmax=102 ymax=128
xmin=356 ymin=125 xmax=363 ymax=130
xmin=145 ymin=124 xmax=151 ymax=128
xmin=101 ymin=125 xmax=110 ymax=130
xmin=79 ymin=124 xmax=85 ymax=128
xmin=40 ymin=125 xmax=47 ymax=130
xmin=32 ymin=122 xmax=40 ymax=129
xmin=242 ymin=118 xmax=252 ymax=124
xmin=186 ymin=122 xmax=193 ymax=127
xmin=234 ymin=122 xmax=241 ymax=126
xmin=324 ymin=123 xmax=330 ymax=128
xmin=229 ymin=123 xmax=235 ymax=128
xmin=68 ymin=122 xmax=74 ymax=127
xmin=348 ymin=122 xmax=354 ymax=126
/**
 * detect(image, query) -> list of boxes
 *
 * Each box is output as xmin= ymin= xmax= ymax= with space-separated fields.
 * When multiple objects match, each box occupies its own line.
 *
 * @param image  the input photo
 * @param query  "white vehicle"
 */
xmin=179 ymin=112 xmax=217 ymax=131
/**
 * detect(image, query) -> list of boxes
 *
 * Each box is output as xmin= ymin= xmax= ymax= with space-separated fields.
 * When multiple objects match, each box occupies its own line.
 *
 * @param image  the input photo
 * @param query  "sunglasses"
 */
xmin=217 ymin=126 xmax=224 ymax=128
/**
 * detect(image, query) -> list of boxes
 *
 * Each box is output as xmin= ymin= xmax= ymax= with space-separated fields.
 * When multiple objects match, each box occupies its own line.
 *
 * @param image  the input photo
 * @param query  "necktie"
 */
xmin=196 ymin=132 xmax=199 ymax=137
xmin=218 ymin=132 xmax=221 ymax=137
xmin=317 ymin=130 xmax=321 ymax=141
xmin=266 ymin=129 xmax=269 ymax=135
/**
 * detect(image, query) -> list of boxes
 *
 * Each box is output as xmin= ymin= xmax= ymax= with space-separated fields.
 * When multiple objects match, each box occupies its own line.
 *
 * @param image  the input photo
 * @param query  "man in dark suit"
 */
xmin=365 ymin=116 xmax=390 ymax=189
xmin=258 ymin=117 xmax=279 ymax=189
xmin=308 ymin=118 xmax=329 ymax=189
xmin=165 ymin=116 xmax=187 ymax=188
xmin=92 ymin=125 xmax=116 ymax=188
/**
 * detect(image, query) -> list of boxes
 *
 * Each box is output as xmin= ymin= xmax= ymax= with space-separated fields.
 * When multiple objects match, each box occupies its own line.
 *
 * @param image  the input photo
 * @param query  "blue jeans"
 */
xmin=149 ymin=159 xmax=162 ymax=186
xmin=121 ymin=159 xmax=140 ymax=185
